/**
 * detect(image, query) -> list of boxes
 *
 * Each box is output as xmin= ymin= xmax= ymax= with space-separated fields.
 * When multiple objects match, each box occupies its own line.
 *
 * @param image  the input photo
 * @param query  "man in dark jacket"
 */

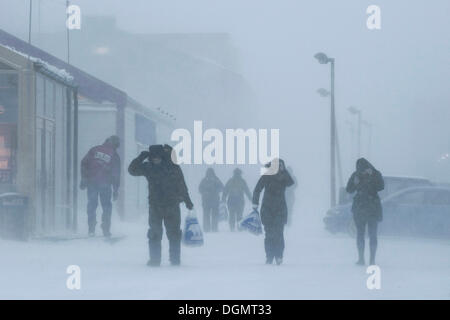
xmin=346 ymin=158 xmax=384 ymax=266
xmin=253 ymin=159 xmax=294 ymax=265
xmin=128 ymin=144 xmax=193 ymax=266
xmin=199 ymin=168 xmax=224 ymax=232
xmin=80 ymin=135 xmax=120 ymax=237
xmin=222 ymin=168 xmax=252 ymax=231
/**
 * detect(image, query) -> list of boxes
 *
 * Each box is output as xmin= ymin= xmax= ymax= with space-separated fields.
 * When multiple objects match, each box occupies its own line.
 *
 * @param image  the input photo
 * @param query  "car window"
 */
xmin=425 ymin=190 xmax=450 ymax=206
xmin=392 ymin=191 xmax=425 ymax=205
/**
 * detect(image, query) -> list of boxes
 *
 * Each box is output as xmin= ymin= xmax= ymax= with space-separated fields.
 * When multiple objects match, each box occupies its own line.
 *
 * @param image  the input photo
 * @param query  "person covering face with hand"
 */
xmin=128 ymin=144 xmax=194 ymax=267
xmin=346 ymin=158 xmax=384 ymax=266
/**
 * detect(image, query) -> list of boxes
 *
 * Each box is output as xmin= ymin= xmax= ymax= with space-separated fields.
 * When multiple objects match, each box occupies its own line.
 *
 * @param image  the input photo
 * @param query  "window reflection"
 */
xmin=0 ymin=72 xmax=18 ymax=185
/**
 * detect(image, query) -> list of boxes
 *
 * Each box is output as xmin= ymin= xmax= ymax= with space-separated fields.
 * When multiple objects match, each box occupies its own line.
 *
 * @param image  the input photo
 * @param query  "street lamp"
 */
xmin=348 ymin=106 xmax=362 ymax=158
xmin=315 ymin=52 xmax=336 ymax=207
xmin=317 ymin=88 xmax=330 ymax=97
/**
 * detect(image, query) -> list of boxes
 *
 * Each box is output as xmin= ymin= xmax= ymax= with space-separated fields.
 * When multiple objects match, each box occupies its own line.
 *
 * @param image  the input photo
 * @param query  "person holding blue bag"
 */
xmin=128 ymin=144 xmax=194 ymax=267
xmin=252 ymin=158 xmax=294 ymax=265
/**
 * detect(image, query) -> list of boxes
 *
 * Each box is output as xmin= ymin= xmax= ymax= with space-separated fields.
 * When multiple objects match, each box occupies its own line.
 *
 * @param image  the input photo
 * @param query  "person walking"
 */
xmin=80 ymin=135 xmax=121 ymax=237
xmin=199 ymin=168 xmax=224 ymax=232
xmin=346 ymin=158 xmax=384 ymax=266
xmin=253 ymin=159 xmax=294 ymax=265
xmin=222 ymin=168 xmax=252 ymax=231
xmin=128 ymin=144 xmax=194 ymax=267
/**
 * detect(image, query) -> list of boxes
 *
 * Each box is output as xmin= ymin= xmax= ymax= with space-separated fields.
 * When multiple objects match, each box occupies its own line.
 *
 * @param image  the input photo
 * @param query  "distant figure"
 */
xmin=80 ymin=135 xmax=121 ymax=237
xmin=346 ymin=158 xmax=384 ymax=266
xmin=253 ymin=159 xmax=294 ymax=265
xmin=128 ymin=144 xmax=194 ymax=267
xmin=199 ymin=168 xmax=224 ymax=232
xmin=222 ymin=168 xmax=252 ymax=231
xmin=285 ymin=166 xmax=297 ymax=226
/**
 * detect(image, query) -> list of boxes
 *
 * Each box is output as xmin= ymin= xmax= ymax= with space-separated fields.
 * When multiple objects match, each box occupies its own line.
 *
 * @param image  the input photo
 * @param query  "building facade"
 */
xmin=0 ymin=45 xmax=77 ymax=236
xmin=0 ymin=29 xmax=175 ymax=236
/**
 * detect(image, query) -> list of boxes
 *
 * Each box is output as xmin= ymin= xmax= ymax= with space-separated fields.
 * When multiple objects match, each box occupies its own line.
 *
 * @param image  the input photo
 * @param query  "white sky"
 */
xmin=1 ymin=0 xmax=449 ymax=188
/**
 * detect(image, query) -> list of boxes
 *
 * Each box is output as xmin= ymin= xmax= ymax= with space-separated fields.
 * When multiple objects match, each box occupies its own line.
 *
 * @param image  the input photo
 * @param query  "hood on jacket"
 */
xmin=233 ymin=168 xmax=242 ymax=177
xmin=148 ymin=144 xmax=165 ymax=160
xmin=104 ymin=135 xmax=120 ymax=149
xmin=356 ymin=157 xmax=375 ymax=172
xmin=205 ymin=168 xmax=216 ymax=178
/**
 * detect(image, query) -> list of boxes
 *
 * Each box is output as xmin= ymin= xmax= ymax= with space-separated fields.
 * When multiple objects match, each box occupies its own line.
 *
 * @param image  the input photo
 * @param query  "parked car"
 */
xmin=337 ymin=176 xmax=432 ymax=205
xmin=324 ymin=186 xmax=450 ymax=238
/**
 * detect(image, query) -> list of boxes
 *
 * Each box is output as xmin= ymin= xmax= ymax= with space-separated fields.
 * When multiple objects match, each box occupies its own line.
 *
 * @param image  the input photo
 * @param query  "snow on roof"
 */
xmin=0 ymin=44 xmax=74 ymax=82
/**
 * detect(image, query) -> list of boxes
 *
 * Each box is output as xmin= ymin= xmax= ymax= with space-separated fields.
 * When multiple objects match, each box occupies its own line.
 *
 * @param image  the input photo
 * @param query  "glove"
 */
xmin=252 ymin=203 xmax=258 ymax=210
xmin=354 ymin=176 xmax=360 ymax=185
xmin=185 ymin=199 xmax=194 ymax=210
xmin=113 ymin=190 xmax=119 ymax=201
xmin=138 ymin=151 xmax=150 ymax=160
xmin=79 ymin=179 xmax=87 ymax=190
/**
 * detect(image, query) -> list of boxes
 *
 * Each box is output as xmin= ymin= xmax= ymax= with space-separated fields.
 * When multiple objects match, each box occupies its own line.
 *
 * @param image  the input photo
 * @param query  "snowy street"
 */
xmin=1 ymin=215 xmax=449 ymax=300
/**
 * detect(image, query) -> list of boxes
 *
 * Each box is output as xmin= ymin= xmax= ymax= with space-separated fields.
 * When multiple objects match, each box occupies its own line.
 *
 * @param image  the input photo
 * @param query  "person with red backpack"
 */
xmin=80 ymin=136 xmax=121 ymax=237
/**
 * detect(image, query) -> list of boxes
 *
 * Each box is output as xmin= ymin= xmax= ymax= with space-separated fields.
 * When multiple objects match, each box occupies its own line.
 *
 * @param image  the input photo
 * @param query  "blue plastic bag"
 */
xmin=239 ymin=209 xmax=263 ymax=235
xmin=219 ymin=202 xmax=229 ymax=222
xmin=182 ymin=211 xmax=204 ymax=246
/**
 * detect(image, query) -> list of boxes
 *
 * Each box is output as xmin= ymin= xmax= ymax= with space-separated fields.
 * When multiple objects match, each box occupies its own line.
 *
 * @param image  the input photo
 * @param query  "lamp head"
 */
xmin=314 ymin=52 xmax=330 ymax=64
xmin=317 ymin=88 xmax=330 ymax=97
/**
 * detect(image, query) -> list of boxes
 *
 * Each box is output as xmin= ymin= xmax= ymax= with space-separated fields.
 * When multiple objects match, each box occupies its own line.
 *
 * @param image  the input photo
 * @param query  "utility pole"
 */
xmin=28 ymin=0 xmax=32 ymax=44
xmin=66 ymin=0 xmax=70 ymax=64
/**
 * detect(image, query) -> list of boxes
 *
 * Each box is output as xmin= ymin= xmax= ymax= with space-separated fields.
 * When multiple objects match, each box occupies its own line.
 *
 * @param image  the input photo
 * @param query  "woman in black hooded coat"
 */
xmin=346 ymin=158 xmax=384 ymax=266
xmin=253 ymin=159 xmax=294 ymax=265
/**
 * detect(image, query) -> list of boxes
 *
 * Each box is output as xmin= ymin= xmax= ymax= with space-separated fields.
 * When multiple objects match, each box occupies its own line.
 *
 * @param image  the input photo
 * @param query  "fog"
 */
xmin=0 ymin=0 xmax=449 ymax=299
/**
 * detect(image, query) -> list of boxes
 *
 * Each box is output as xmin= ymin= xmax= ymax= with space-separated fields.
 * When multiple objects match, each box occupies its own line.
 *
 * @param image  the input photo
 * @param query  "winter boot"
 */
xmin=88 ymin=223 xmax=96 ymax=237
xmin=102 ymin=227 xmax=111 ymax=238
xmin=148 ymin=240 xmax=162 ymax=267
xmin=356 ymin=258 xmax=365 ymax=266
xmin=275 ymin=257 xmax=283 ymax=266
xmin=266 ymin=256 xmax=274 ymax=265
xmin=369 ymin=242 xmax=377 ymax=266
xmin=169 ymin=240 xmax=181 ymax=266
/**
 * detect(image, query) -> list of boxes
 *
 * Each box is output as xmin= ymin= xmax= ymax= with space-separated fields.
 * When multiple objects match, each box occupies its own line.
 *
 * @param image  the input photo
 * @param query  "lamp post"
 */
xmin=348 ymin=106 xmax=362 ymax=158
xmin=315 ymin=52 xmax=336 ymax=207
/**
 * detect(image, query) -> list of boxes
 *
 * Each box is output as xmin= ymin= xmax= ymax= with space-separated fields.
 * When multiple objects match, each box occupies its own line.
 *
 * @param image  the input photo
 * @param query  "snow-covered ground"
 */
xmin=1 ymin=211 xmax=449 ymax=300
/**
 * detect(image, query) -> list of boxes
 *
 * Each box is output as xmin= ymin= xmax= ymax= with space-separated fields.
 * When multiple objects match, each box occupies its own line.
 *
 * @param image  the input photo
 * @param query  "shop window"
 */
xmin=0 ymin=72 xmax=18 ymax=186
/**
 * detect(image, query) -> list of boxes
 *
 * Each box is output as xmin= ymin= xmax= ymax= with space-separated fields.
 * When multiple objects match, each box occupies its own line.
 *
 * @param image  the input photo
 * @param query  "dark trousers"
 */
xmin=263 ymin=222 xmax=285 ymax=261
xmin=147 ymin=204 xmax=181 ymax=265
xmin=354 ymin=215 xmax=378 ymax=264
xmin=202 ymin=203 xmax=219 ymax=232
xmin=228 ymin=201 xmax=244 ymax=231
xmin=87 ymin=184 xmax=112 ymax=234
